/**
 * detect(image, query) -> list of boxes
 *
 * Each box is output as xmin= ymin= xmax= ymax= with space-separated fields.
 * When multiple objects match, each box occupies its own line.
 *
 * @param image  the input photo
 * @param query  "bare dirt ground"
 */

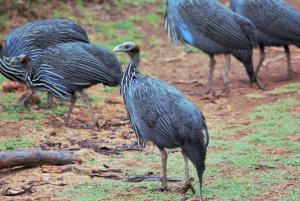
xmin=0 ymin=1 xmax=300 ymax=201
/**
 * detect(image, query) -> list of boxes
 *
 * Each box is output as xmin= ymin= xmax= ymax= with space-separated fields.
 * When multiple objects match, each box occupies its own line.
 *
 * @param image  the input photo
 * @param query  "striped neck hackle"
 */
xmin=121 ymin=46 xmax=140 ymax=96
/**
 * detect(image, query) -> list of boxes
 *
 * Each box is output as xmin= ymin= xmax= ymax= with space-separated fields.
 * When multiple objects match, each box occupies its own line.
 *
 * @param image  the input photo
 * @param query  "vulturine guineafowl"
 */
xmin=165 ymin=0 xmax=263 ymax=94
xmin=231 ymin=0 xmax=300 ymax=80
xmin=0 ymin=18 xmax=90 ymax=106
xmin=9 ymin=42 xmax=123 ymax=128
xmin=113 ymin=42 xmax=209 ymax=199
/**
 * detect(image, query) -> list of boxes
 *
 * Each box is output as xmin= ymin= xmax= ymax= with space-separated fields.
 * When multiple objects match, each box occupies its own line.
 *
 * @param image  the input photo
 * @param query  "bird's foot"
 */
xmin=176 ymin=179 xmax=195 ymax=195
xmin=221 ymin=86 xmax=230 ymax=96
xmin=274 ymin=76 xmax=291 ymax=83
xmin=151 ymin=185 xmax=170 ymax=192
xmin=195 ymin=87 xmax=214 ymax=96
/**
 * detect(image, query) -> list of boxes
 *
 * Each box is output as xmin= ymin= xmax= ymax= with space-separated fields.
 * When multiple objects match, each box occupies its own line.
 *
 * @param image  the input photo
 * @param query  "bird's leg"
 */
xmin=19 ymin=90 xmax=34 ymax=108
xmin=79 ymin=91 xmax=99 ymax=129
xmin=255 ymin=44 xmax=265 ymax=77
xmin=202 ymin=55 xmax=216 ymax=95
xmin=46 ymin=92 xmax=56 ymax=108
xmin=177 ymin=151 xmax=195 ymax=194
xmin=222 ymin=54 xmax=231 ymax=95
xmin=152 ymin=148 xmax=169 ymax=191
xmin=64 ymin=94 xmax=77 ymax=125
xmin=284 ymin=46 xmax=293 ymax=81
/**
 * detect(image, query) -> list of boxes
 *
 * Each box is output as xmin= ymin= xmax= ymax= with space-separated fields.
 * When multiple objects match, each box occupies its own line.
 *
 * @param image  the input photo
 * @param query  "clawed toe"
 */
xmin=177 ymin=179 xmax=195 ymax=194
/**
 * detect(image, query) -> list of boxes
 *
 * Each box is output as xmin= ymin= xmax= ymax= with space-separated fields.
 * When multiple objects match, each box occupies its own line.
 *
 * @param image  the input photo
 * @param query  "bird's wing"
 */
xmin=237 ymin=0 xmax=300 ymax=40
xmin=176 ymin=0 xmax=253 ymax=48
xmin=5 ymin=19 xmax=89 ymax=60
xmin=39 ymin=46 xmax=116 ymax=87
xmin=126 ymin=78 xmax=185 ymax=147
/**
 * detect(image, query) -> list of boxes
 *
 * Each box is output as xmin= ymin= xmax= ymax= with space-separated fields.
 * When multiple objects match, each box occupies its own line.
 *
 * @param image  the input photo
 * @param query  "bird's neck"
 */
xmin=0 ymin=57 xmax=26 ymax=82
xmin=121 ymin=52 xmax=140 ymax=96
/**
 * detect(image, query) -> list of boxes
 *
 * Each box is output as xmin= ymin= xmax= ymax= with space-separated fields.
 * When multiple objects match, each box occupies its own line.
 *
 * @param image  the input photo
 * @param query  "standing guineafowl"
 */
xmin=231 ymin=0 xmax=300 ymax=80
xmin=165 ymin=0 xmax=262 ymax=94
xmin=0 ymin=19 xmax=90 ymax=106
xmin=113 ymin=42 xmax=209 ymax=199
xmin=9 ymin=42 xmax=123 ymax=128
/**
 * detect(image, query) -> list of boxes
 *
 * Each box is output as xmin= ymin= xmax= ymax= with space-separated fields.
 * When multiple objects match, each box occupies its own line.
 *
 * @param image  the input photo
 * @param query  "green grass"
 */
xmin=0 ymin=138 xmax=35 ymax=150
xmin=267 ymin=83 xmax=300 ymax=96
xmin=102 ymin=86 xmax=118 ymax=93
xmin=63 ymin=180 xmax=183 ymax=201
xmin=89 ymin=95 xmax=105 ymax=103
xmin=51 ymin=105 xmax=69 ymax=117
xmin=113 ymin=0 xmax=163 ymax=11
xmin=243 ymin=93 xmax=265 ymax=100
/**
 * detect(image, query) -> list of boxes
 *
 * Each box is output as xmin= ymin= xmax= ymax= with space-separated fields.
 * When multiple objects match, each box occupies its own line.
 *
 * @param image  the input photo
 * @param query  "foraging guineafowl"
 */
xmin=165 ymin=0 xmax=262 ymax=94
xmin=113 ymin=42 xmax=209 ymax=198
xmin=231 ymin=0 xmax=300 ymax=80
xmin=9 ymin=42 xmax=123 ymax=128
xmin=0 ymin=18 xmax=90 ymax=106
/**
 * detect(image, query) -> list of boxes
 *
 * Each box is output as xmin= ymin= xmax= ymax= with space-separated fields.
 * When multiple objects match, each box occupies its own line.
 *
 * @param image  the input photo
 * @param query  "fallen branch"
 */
xmin=262 ymin=55 xmax=285 ymax=67
xmin=1 ymin=182 xmax=34 ymax=196
xmin=0 ymin=149 xmax=82 ymax=170
xmin=172 ymin=80 xmax=201 ymax=85
xmin=263 ymin=55 xmax=300 ymax=67
xmin=100 ymin=119 xmax=130 ymax=129
xmin=41 ymin=164 xmax=123 ymax=180
xmin=268 ymin=47 xmax=300 ymax=53
xmin=164 ymin=53 xmax=185 ymax=63
xmin=126 ymin=175 xmax=183 ymax=183
xmin=41 ymin=164 xmax=121 ymax=174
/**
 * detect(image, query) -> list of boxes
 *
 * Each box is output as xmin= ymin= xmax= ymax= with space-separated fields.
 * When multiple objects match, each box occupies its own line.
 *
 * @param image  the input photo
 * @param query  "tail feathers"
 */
xmin=196 ymin=166 xmax=205 ymax=200
xmin=182 ymin=146 xmax=207 ymax=199
xmin=233 ymin=14 xmax=258 ymax=48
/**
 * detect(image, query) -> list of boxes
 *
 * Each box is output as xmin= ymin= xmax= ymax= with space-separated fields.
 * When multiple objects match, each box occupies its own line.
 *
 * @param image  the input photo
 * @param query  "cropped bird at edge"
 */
xmin=113 ymin=42 xmax=209 ymax=199
xmin=0 ymin=19 xmax=90 ymax=106
xmin=165 ymin=0 xmax=263 ymax=94
xmin=231 ymin=0 xmax=300 ymax=81
xmin=9 ymin=42 xmax=123 ymax=128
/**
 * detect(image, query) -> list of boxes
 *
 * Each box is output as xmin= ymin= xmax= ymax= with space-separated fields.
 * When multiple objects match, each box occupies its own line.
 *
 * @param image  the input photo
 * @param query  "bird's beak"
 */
xmin=113 ymin=45 xmax=122 ymax=53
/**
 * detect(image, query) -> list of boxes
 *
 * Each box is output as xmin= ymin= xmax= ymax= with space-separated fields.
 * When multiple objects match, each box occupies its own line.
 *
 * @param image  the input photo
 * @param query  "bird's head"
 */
xmin=9 ymin=54 xmax=31 ymax=65
xmin=113 ymin=42 xmax=140 ymax=57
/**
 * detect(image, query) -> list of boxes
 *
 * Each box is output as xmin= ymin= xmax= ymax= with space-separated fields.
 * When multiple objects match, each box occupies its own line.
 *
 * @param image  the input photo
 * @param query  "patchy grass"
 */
xmin=63 ymin=180 xmax=183 ymax=201
xmin=243 ymin=93 xmax=265 ymax=100
xmin=267 ymin=83 xmax=300 ymax=96
xmin=0 ymin=138 xmax=35 ymax=150
xmin=102 ymin=86 xmax=118 ymax=94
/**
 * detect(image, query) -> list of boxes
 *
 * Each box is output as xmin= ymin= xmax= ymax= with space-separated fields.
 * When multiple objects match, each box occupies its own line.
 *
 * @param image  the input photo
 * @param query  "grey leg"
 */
xmin=223 ymin=54 xmax=231 ymax=94
xmin=284 ymin=46 xmax=293 ymax=80
xmin=79 ymin=90 xmax=99 ymax=129
xmin=204 ymin=54 xmax=216 ymax=94
xmin=19 ymin=90 xmax=34 ymax=107
xmin=46 ymin=92 xmax=55 ymax=108
xmin=255 ymin=44 xmax=265 ymax=76
xmin=177 ymin=151 xmax=195 ymax=194
xmin=64 ymin=94 xmax=77 ymax=125
xmin=156 ymin=148 xmax=169 ymax=191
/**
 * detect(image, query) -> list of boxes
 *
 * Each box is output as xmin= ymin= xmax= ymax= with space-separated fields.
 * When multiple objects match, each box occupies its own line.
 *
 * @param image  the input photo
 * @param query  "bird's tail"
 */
xmin=182 ymin=144 xmax=207 ymax=199
xmin=233 ymin=14 xmax=258 ymax=48
xmin=232 ymin=49 xmax=264 ymax=90
xmin=196 ymin=165 xmax=205 ymax=200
